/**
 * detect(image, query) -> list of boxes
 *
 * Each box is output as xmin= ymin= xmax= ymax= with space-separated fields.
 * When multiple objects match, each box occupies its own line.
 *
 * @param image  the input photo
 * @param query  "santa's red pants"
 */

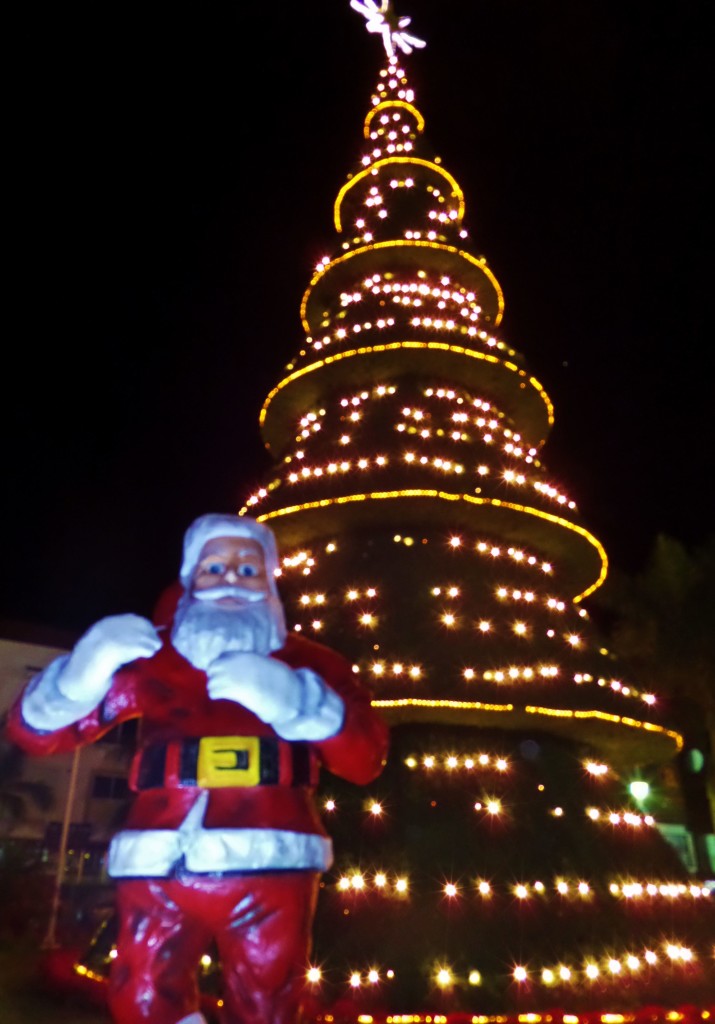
xmin=108 ymin=871 xmax=320 ymax=1024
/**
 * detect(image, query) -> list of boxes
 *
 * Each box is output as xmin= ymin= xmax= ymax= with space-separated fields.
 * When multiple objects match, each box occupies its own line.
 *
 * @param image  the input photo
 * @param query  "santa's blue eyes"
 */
xmin=203 ymin=562 xmax=259 ymax=577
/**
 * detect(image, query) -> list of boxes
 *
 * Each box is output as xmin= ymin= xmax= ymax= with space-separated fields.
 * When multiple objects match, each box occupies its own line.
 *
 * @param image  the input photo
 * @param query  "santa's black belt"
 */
xmin=131 ymin=736 xmax=316 ymax=790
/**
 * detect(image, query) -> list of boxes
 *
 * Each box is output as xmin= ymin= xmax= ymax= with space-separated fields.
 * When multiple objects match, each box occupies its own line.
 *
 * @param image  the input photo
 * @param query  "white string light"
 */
xmin=350 ymin=0 xmax=426 ymax=58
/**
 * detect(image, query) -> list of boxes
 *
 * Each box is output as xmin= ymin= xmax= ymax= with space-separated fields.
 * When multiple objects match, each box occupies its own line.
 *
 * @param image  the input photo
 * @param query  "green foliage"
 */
xmin=592 ymin=533 xmax=715 ymax=794
xmin=594 ymin=534 xmax=715 ymax=712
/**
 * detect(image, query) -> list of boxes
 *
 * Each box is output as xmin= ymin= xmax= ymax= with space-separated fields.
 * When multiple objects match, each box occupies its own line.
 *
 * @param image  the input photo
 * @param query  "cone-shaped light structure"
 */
xmin=240 ymin=20 xmax=713 ymax=1018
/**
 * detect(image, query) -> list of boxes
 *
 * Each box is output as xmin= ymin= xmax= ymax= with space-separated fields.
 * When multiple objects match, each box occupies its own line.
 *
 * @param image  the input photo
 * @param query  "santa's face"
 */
xmin=191 ymin=536 xmax=270 ymax=605
xmin=171 ymin=534 xmax=286 ymax=669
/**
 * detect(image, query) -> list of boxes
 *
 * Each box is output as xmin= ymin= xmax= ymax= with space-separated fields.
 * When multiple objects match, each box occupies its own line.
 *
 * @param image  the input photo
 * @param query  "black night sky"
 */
xmin=4 ymin=1 xmax=712 ymax=635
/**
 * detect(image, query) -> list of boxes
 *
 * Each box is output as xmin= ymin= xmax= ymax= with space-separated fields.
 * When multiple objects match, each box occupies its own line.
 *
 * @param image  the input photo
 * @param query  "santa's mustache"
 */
xmin=192 ymin=585 xmax=264 ymax=604
xmin=171 ymin=586 xmax=286 ymax=667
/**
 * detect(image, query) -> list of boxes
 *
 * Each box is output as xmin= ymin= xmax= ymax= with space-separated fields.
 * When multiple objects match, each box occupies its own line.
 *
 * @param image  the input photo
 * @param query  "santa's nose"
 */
xmin=224 ymin=569 xmax=241 ymax=583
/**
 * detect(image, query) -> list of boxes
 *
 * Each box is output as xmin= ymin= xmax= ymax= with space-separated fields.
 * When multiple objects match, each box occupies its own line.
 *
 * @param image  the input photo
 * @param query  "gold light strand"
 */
xmin=364 ymin=99 xmax=425 ymax=138
xmin=260 ymin=341 xmax=553 ymax=444
xmin=301 ymin=240 xmax=505 ymax=329
xmin=334 ymin=157 xmax=464 ymax=231
xmin=327 ymin=870 xmax=711 ymax=901
xmin=373 ymin=697 xmax=514 ymax=712
xmin=524 ymin=706 xmax=683 ymax=750
xmin=253 ymin=487 xmax=606 ymax=601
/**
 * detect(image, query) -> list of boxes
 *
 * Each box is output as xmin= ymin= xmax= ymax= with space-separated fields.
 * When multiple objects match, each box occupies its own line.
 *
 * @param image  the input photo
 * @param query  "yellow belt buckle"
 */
xmin=197 ymin=736 xmax=260 ymax=788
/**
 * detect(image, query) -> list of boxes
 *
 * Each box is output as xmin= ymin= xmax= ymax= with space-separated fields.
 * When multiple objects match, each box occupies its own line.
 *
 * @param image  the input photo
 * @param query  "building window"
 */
xmin=91 ymin=775 xmax=130 ymax=800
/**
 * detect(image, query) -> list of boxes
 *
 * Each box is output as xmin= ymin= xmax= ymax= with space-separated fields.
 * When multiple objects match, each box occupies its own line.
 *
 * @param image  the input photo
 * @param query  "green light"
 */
xmin=629 ymin=780 xmax=650 ymax=801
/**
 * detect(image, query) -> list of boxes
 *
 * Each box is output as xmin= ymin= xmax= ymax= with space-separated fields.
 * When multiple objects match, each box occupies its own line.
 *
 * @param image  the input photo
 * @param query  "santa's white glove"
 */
xmin=60 ymin=614 xmax=162 ymax=701
xmin=206 ymin=651 xmax=344 ymax=741
xmin=22 ymin=614 xmax=162 ymax=732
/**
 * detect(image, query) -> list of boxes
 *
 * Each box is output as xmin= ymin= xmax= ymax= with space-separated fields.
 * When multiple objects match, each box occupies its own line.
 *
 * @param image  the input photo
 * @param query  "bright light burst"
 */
xmin=350 ymin=0 xmax=426 ymax=58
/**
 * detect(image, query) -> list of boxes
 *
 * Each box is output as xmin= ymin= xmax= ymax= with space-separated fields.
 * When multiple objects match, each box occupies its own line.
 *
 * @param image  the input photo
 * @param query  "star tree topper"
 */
xmin=350 ymin=0 xmax=426 ymax=58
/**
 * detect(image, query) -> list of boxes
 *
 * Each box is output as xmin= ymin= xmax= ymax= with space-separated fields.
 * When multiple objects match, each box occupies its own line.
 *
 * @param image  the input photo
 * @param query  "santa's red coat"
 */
xmin=7 ymin=630 xmax=389 ymax=842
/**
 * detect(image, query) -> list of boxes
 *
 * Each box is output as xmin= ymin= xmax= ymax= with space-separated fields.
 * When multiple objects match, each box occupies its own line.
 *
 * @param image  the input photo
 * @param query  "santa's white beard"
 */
xmin=171 ymin=591 xmax=286 ymax=670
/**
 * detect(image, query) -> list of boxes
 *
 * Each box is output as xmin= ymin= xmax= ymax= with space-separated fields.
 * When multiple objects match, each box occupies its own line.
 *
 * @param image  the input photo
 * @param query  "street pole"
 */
xmin=42 ymin=746 xmax=81 ymax=950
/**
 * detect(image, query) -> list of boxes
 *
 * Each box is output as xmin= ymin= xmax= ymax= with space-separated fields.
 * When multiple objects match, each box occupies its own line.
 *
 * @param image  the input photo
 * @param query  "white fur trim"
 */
xmin=272 ymin=668 xmax=345 ymax=741
xmin=21 ymin=656 xmax=101 ymax=731
xmin=108 ymin=789 xmax=332 ymax=876
xmin=108 ymin=826 xmax=333 ymax=876
xmin=177 ymin=1014 xmax=208 ymax=1024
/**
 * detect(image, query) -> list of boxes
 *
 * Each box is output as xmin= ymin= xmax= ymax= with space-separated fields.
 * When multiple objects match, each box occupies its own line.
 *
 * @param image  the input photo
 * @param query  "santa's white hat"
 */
xmin=179 ymin=513 xmax=281 ymax=590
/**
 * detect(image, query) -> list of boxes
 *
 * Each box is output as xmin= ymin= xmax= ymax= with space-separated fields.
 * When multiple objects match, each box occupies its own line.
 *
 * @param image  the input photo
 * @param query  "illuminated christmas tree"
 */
xmin=242 ymin=5 xmax=714 ymax=1017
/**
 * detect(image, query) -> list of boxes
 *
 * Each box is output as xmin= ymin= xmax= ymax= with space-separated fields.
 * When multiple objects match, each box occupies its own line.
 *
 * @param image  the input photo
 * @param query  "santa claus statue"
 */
xmin=6 ymin=513 xmax=389 ymax=1024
